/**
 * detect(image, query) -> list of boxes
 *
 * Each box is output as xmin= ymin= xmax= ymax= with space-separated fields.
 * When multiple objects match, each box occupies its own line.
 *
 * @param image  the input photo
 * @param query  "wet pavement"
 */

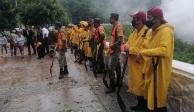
xmin=0 ymin=50 xmax=137 ymax=112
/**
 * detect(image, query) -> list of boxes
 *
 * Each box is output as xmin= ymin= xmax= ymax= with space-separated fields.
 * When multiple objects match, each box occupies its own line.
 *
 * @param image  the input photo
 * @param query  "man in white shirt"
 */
xmin=16 ymin=30 xmax=25 ymax=58
xmin=42 ymin=27 xmax=50 ymax=54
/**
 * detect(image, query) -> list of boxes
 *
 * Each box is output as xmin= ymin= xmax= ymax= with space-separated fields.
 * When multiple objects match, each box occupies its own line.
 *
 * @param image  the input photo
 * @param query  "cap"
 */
xmin=94 ymin=18 xmax=101 ymax=24
xmin=147 ymin=7 xmax=166 ymax=23
xmin=110 ymin=13 xmax=119 ymax=20
xmin=129 ymin=11 xmax=146 ymax=23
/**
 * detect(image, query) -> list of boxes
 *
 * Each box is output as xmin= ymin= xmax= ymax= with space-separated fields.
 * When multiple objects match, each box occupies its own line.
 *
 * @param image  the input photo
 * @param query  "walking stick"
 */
xmin=50 ymin=57 xmax=55 ymax=77
xmin=103 ymin=68 xmax=110 ymax=88
xmin=92 ymin=44 xmax=100 ymax=78
xmin=82 ymin=40 xmax=88 ymax=71
xmin=152 ymin=57 xmax=159 ymax=112
xmin=117 ymin=51 xmax=128 ymax=112
xmin=50 ymin=47 xmax=56 ymax=77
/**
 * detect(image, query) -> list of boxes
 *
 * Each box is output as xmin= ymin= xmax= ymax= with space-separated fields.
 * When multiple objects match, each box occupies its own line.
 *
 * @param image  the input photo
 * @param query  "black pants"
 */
xmin=37 ymin=45 xmax=44 ymax=58
xmin=1 ymin=44 xmax=7 ymax=54
xmin=10 ymin=44 xmax=16 ymax=56
xmin=98 ymin=45 xmax=105 ymax=70
xmin=108 ymin=53 xmax=121 ymax=88
xmin=27 ymin=42 xmax=36 ymax=55
xmin=43 ymin=38 xmax=49 ymax=54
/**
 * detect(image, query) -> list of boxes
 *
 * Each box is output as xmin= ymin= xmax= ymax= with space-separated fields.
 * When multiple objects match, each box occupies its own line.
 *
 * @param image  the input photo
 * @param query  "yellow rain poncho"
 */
xmin=81 ymin=30 xmax=92 ymax=58
xmin=140 ymin=24 xmax=174 ymax=110
xmin=71 ymin=28 xmax=79 ymax=45
xmin=127 ymin=25 xmax=151 ymax=96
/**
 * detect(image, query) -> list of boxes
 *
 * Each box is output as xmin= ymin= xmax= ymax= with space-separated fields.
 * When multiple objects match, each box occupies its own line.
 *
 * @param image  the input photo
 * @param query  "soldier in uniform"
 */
xmin=106 ymin=13 xmax=124 ymax=94
xmin=93 ymin=18 xmax=106 ymax=73
xmin=55 ymin=23 xmax=69 ymax=79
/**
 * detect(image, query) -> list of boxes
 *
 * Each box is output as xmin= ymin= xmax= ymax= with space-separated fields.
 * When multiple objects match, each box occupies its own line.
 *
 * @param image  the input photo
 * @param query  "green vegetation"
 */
xmin=174 ymin=39 xmax=194 ymax=64
xmin=104 ymin=24 xmax=194 ymax=64
xmin=0 ymin=0 xmax=70 ymax=29
xmin=19 ymin=0 xmax=70 ymax=26
xmin=0 ymin=0 xmax=19 ymax=30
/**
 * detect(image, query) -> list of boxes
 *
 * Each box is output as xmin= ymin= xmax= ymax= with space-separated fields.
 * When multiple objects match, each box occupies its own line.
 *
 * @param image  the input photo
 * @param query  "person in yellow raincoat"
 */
xmin=76 ymin=21 xmax=89 ymax=63
xmin=137 ymin=7 xmax=174 ymax=112
xmin=70 ymin=25 xmax=79 ymax=56
xmin=82 ymin=25 xmax=93 ymax=58
xmin=66 ymin=24 xmax=73 ymax=48
xmin=126 ymin=11 xmax=151 ymax=111
xmin=77 ymin=22 xmax=85 ymax=50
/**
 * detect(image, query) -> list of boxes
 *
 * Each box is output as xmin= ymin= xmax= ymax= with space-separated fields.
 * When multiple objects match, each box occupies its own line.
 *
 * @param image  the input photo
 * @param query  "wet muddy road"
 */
xmin=0 ymin=50 xmax=136 ymax=112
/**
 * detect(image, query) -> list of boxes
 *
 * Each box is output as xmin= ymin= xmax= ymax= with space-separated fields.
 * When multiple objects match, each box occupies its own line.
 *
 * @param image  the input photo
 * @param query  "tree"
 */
xmin=19 ymin=0 xmax=70 ymax=26
xmin=0 ymin=0 xmax=19 ymax=30
xmin=60 ymin=0 xmax=100 ymax=23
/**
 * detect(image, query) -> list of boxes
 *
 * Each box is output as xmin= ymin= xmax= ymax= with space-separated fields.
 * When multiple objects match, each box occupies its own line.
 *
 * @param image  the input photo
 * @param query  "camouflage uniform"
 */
xmin=56 ymin=27 xmax=68 ymax=79
xmin=106 ymin=13 xmax=124 ymax=93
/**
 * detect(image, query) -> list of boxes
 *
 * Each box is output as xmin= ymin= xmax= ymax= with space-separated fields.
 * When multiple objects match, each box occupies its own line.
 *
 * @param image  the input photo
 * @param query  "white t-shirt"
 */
xmin=16 ymin=35 xmax=25 ymax=46
xmin=42 ymin=28 xmax=49 ymax=38
xmin=0 ymin=36 xmax=8 ymax=45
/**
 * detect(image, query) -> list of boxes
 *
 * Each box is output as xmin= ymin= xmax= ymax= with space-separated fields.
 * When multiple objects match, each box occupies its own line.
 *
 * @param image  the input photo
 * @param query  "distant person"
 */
xmin=55 ymin=23 xmax=69 ymax=79
xmin=16 ymin=30 xmax=25 ymax=58
xmin=36 ymin=27 xmax=45 ymax=59
xmin=0 ymin=33 xmax=8 ymax=55
xmin=42 ymin=27 xmax=49 ymax=55
xmin=10 ymin=30 xmax=17 ymax=56
xmin=26 ymin=27 xmax=36 ymax=55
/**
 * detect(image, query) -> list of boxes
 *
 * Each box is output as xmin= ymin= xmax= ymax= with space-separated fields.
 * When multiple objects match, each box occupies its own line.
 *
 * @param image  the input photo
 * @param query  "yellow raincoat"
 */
xmin=66 ymin=27 xmax=72 ymax=42
xmin=81 ymin=30 xmax=92 ymax=58
xmin=71 ymin=28 xmax=79 ymax=45
xmin=77 ymin=28 xmax=85 ymax=47
xmin=140 ymin=24 xmax=174 ymax=110
xmin=127 ymin=26 xmax=151 ymax=96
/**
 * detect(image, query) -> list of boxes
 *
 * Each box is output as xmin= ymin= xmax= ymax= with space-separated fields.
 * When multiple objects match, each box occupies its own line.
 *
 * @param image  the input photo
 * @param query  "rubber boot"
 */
xmin=130 ymin=96 xmax=147 ymax=111
xmin=115 ymin=63 xmax=121 ymax=87
xmin=63 ymin=66 xmax=69 ymax=75
xmin=59 ymin=68 xmax=64 ymax=79
xmin=105 ymin=70 xmax=116 ymax=94
xmin=158 ymin=107 xmax=168 ymax=112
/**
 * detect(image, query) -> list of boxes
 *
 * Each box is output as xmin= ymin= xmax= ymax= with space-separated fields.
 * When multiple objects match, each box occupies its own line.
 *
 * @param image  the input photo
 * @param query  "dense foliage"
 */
xmin=0 ymin=0 xmax=19 ymax=30
xmin=0 ymin=0 xmax=69 ymax=29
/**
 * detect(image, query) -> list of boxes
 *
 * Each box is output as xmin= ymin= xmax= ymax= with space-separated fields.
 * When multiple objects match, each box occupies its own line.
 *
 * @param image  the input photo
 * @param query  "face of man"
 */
xmin=94 ymin=23 xmax=99 ymax=28
xmin=18 ymin=32 xmax=22 ymax=36
xmin=109 ymin=17 xmax=115 ymax=24
xmin=85 ymin=26 xmax=89 ymax=31
xmin=131 ymin=17 xmax=143 ymax=29
xmin=145 ymin=15 xmax=156 ymax=29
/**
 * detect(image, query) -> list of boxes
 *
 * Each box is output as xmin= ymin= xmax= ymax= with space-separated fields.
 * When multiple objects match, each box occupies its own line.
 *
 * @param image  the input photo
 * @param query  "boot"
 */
xmin=59 ymin=68 xmax=64 ymax=79
xmin=130 ymin=96 xmax=147 ymax=111
xmin=105 ymin=79 xmax=115 ymax=94
xmin=105 ymin=86 xmax=115 ymax=94
xmin=63 ymin=66 xmax=69 ymax=75
xmin=115 ymin=64 xmax=121 ymax=87
xmin=157 ymin=107 xmax=167 ymax=112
